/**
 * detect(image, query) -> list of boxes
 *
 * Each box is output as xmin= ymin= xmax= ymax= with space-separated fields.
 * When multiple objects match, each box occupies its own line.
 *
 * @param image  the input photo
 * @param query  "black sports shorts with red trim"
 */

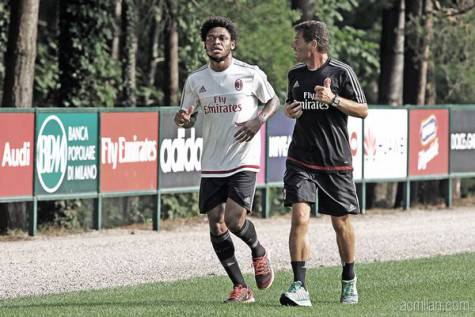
xmin=199 ymin=171 xmax=257 ymax=213
xmin=283 ymin=161 xmax=360 ymax=216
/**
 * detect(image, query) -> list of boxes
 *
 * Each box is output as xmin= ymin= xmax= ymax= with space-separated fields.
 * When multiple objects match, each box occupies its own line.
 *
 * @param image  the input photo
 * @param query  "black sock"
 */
xmin=291 ymin=261 xmax=307 ymax=289
xmin=210 ymin=231 xmax=247 ymax=287
xmin=342 ymin=262 xmax=355 ymax=281
xmin=234 ymin=219 xmax=265 ymax=258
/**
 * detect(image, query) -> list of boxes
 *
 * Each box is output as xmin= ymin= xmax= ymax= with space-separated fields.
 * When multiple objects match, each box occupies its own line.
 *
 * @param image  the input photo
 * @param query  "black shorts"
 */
xmin=283 ymin=161 xmax=360 ymax=216
xmin=199 ymin=171 xmax=257 ymax=214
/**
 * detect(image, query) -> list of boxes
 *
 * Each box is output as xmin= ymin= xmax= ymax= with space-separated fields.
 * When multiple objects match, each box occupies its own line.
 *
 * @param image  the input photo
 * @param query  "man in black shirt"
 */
xmin=279 ymin=20 xmax=368 ymax=307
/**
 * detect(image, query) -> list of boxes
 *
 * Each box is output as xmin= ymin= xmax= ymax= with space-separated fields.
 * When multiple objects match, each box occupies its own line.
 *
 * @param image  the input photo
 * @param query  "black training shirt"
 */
xmin=285 ymin=58 xmax=366 ymax=172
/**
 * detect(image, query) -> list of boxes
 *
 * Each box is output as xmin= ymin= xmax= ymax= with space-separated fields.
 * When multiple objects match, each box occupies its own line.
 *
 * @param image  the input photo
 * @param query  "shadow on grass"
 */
xmin=0 ymin=298 xmax=295 ymax=310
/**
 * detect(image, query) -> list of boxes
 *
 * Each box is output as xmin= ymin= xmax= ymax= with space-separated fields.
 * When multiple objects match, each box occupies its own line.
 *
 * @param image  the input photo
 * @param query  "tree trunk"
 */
xmin=120 ymin=0 xmax=137 ymax=106
xmin=388 ymin=0 xmax=405 ymax=106
xmin=370 ymin=0 xmax=405 ymax=209
xmin=416 ymin=0 xmax=433 ymax=105
xmin=147 ymin=16 xmax=161 ymax=87
xmin=163 ymin=0 xmax=178 ymax=106
xmin=403 ymin=0 xmax=423 ymax=105
xmin=118 ymin=0 xmax=139 ymax=217
xmin=2 ymin=0 xmax=39 ymax=108
xmin=0 ymin=0 xmax=39 ymax=233
xmin=378 ymin=0 xmax=405 ymax=105
xmin=403 ymin=0 xmax=440 ymax=206
xmin=418 ymin=0 xmax=440 ymax=205
xmin=111 ymin=0 xmax=122 ymax=60
xmin=291 ymin=0 xmax=314 ymax=22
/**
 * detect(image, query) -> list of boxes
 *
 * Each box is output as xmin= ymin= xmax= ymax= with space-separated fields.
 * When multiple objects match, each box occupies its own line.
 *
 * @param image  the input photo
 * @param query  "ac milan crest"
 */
xmin=234 ymin=79 xmax=243 ymax=91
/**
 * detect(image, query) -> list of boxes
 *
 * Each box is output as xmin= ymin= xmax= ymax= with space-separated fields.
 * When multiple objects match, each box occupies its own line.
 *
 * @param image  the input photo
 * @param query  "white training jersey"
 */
xmin=180 ymin=58 xmax=275 ymax=178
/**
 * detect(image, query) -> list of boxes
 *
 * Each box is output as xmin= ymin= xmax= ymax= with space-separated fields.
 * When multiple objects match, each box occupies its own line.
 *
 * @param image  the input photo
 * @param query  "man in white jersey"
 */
xmin=174 ymin=16 xmax=279 ymax=303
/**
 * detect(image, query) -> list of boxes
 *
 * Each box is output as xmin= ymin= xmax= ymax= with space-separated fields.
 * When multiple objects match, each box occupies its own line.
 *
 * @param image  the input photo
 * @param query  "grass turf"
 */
xmin=1 ymin=253 xmax=473 ymax=316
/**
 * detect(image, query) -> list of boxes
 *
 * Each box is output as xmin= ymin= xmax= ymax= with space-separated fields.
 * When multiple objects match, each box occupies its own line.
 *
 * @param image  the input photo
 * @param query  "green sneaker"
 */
xmin=340 ymin=277 xmax=358 ymax=304
xmin=279 ymin=281 xmax=312 ymax=307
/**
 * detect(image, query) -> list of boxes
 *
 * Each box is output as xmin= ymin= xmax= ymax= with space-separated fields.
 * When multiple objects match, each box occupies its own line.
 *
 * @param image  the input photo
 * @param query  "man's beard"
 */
xmin=207 ymin=50 xmax=230 ymax=62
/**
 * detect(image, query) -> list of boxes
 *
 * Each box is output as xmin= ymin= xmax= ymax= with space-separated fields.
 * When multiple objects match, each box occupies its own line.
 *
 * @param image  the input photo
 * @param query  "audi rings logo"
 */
xmin=160 ymin=128 xmax=203 ymax=173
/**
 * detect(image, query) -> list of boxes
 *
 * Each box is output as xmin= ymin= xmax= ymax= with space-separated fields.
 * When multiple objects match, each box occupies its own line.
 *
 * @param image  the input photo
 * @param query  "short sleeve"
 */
xmin=285 ymin=71 xmax=294 ymax=104
xmin=252 ymin=67 xmax=275 ymax=103
xmin=339 ymin=67 xmax=366 ymax=103
xmin=179 ymin=77 xmax=200 ymax=112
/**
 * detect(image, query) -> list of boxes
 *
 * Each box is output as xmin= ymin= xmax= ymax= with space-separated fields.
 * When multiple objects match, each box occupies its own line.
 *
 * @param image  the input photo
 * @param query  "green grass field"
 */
xmin=1 ymin=253 xmax=473 ymax=317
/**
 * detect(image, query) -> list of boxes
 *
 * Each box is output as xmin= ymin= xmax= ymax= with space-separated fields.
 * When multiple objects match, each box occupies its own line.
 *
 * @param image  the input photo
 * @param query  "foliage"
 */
xmin=52 ymin=199 xmax=92 ymax=229
xmin=58 ymin=0 xmax=120 ymax=107
xmin=461 ymin=178 xmax=475 ymax=198
xmin=269 ymin=187 xmax=288 ymax=215
xmin=161 ymin=192 xmax=200 ymax=219
xmin=314 ymin=0 xmax=380 ymax=99
xmin=176 ymin=1 xmax=207 ymax=76
xmin=401 ymin=3 xmax=475 ymax=104
xmin=174 ymin=0 xmax=299 ymax=98
xmin=230 ymin=0 xmax=300 ymax=97
xmin=332 ymin=26 xmax=379 ymax=92
xmin=0 ymin=1 xmax=9 ymax=102
xmin=34 ymin=36 xmax=59 ymax=106
xmin=120 ymin=0 xmax=139 ymax=106
xmin=431 ymin=9 xmax=475 ymax=103
xmin=102 ymin=197 xmax=154 ymax=228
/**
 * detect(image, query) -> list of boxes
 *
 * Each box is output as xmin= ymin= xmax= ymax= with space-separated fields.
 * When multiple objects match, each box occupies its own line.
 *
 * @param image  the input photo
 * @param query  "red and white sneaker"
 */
xmin=252 ymin=251 xmax=274 ymax=289
xmin=224 ymin=285 xmax=255 ymax=303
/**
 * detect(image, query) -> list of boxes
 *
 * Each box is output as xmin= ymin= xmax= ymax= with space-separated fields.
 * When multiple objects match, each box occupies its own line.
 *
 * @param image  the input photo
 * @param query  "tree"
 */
xmin=314 ymin=0 xmax=380 ymax=102
xmin=2 ymin=0 xmax=39 ymax=107
xmin=0 ymin=0 xmax=39 ymax=233
xmin=0 ymin=2 xmax=9 ymax=104
xmin=145 ymin=4 xmax=162 ymax=102
xmin=291 ymin=0 xmax=315 ymax=21
xmin=58 ymin=0 xmax=119 ymax=107
xmin=111 ymin=0 xmax=122 ymax=61
xmin=418 ymin=1 xmax=474 ymax=203
xmin=32 ymin=0 xmax=63 ymax=107
xmin=403 ymin=0 xmax=424 ymax=105
xmin=120 ymin=0 xmax=138 ymax=106
xmin=163 ymin=0 xmax=179 ymax=106
xmin=379 ymin=0 xmax=405 ymax=106
xmin=431 ymin=0 xmax=475 ymax=103
xmin=366 ymin=0 xmax=405 ymax=209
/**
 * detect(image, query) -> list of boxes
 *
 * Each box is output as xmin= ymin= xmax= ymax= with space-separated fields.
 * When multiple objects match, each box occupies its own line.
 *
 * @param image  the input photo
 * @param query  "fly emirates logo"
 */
xmin=299 ymin=92 xmax=329 ymax=110
xmin=101 ymin=136 xmax=157 ymax=169
xmin=203 ymin=96 xmax=242 ymax=114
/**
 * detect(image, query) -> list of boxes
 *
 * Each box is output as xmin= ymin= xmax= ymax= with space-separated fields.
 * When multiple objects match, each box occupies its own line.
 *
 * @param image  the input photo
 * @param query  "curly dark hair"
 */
xmin=200 ymin=16 xmax=238 ymax=42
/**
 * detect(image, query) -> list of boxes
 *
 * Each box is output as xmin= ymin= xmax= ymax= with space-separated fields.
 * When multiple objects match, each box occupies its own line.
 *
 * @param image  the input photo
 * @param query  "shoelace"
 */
xmin=228 ymin=285 xmax=246 ymax=300
xmin=253 ymin=257 xmax=270 ymax=275
xmin=342 ymin=282 xmax=355 ymax=296
xmin=288 ymin=282 xmax=301 ymax=293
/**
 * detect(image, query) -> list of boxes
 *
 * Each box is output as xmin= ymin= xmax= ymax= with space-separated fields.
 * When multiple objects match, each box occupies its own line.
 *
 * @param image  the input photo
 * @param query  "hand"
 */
xmin=174 ymin=106 xmax=195 ymax=127
xmin=284 ymin=100 xmax=303 ymax=119
xmin=234 ymin=116 xmax=263 ymax=143
xmin=314 ymin=77 xmax=335 ymax=104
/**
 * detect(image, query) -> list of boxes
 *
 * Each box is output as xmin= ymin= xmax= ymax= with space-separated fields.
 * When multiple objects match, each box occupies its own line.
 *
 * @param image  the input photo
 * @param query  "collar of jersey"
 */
xmin=208 ymin=58 xmax=234 ymax=74
xmin=306 ymin=57 xmax=331 ymax=72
